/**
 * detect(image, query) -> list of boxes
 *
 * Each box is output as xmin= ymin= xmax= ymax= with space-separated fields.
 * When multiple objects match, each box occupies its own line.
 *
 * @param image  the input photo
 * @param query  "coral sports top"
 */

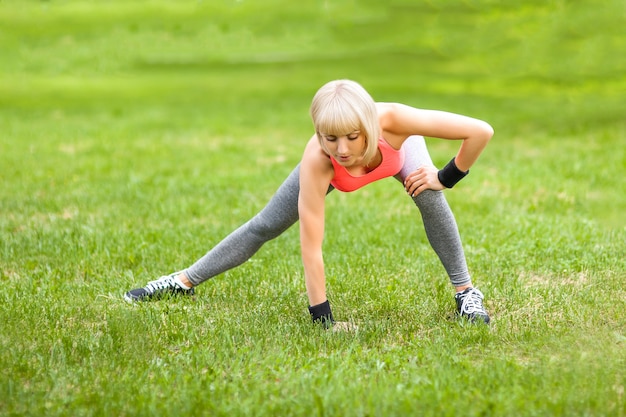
xmin=330 ymin=137 xmax=405 ymax=192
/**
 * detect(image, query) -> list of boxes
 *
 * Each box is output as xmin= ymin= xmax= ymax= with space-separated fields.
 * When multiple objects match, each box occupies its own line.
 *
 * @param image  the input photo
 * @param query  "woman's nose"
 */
xmin=337 ymin=138 xmax=348 ymax=153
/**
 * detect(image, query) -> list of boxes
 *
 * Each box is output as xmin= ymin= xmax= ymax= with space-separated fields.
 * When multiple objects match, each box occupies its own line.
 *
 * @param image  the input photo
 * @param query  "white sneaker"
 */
xmin=455 ymin=287 xmax=490 ymax=324
xmin=124 ymin=273 xmax=194 ymax=302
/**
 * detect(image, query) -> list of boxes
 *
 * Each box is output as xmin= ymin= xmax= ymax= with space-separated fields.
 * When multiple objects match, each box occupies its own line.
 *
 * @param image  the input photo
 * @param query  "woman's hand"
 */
xmin=332 ymin=321 xmax=358 ymax=332
xmin=403 ymin=165 xmax=445 ymax=197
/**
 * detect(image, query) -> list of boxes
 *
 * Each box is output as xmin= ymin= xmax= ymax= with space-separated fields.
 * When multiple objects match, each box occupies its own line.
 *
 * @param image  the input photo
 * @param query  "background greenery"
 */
xmin=1 ymin=1 xmax=624 ymax=416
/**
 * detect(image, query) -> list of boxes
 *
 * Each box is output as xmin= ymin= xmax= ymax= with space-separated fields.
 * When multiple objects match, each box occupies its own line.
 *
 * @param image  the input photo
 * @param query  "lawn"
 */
xmin=1 ymin=1 xmax=625 ymax=416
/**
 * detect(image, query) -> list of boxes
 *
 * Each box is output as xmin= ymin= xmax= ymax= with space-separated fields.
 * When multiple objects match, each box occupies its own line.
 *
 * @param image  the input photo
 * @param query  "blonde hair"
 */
xmin=310 ymin=80 xmax=380 ymax=165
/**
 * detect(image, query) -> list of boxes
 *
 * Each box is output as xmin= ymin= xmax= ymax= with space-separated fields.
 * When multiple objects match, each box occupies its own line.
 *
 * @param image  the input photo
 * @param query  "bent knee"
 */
xmin=411 ymin=188 xmax=448 ymax=211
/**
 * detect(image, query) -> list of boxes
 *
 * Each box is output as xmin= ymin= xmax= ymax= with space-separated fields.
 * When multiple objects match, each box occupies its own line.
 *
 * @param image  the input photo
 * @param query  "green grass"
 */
xmin=1 ymin=1 xmax=625 ymax=416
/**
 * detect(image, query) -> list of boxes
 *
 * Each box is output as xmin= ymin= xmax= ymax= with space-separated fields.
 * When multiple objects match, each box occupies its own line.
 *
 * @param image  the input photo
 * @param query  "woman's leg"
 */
xmin=393 ymin=136 xmax=472 ymax=288
xmin=125 ymin=164 xmax=335 ymax=301
xmin=184 ymin=164 xmax=335 ymax=286
xmin=394 ymin=136 xmax=490 ymax=323
xmin=183 ymin=165 xmax=301 ymax=285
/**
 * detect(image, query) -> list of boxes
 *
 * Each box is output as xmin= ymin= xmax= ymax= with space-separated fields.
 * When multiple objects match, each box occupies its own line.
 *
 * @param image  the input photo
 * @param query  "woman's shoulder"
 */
xmin=376 ymin=102 xmax=400 ymax=117
xmin=301 ymin=135 xmax=333 ymax=171
xmin=376 ymin=102 xmax=408 ymax=149
xmin=376 ymin=102 xmax=408 ymax=129
xmin=376 ymin=102 xmax=419 ymax=119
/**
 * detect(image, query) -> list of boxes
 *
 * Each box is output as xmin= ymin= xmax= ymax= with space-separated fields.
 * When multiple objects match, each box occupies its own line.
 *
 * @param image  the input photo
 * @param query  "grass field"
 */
xmin=1 ymin=1 xmax=625 ymax=416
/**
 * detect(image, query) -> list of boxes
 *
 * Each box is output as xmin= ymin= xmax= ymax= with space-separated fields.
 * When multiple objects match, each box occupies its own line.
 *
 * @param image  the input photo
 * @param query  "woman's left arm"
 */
xmin=382 ymin=103 xmax=494 ymax=194
xmin=384 ymin=102 xmax=494 ymax=170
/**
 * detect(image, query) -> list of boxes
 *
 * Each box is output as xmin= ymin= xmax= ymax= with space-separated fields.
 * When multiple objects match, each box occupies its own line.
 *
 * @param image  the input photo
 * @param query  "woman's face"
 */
xmin=320 ymin=130 xmax=366 ymax=167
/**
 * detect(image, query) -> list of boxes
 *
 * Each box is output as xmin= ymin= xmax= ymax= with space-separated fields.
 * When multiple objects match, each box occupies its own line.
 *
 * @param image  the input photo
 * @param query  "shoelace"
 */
xmin=145 ymin=276 xmax=177 ymax=294
xmin=459 ymin=288 xmax=487 ymax=315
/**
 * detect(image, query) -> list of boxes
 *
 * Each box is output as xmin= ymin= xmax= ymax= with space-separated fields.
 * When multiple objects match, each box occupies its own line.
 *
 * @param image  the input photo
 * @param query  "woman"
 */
xmin=124 ymin=79 xmax=494 ymax=326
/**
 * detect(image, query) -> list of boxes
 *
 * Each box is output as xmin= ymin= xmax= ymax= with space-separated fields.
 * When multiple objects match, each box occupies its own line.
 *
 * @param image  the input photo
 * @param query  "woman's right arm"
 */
xmin=298 ymin=135 xmax=334 ymax=308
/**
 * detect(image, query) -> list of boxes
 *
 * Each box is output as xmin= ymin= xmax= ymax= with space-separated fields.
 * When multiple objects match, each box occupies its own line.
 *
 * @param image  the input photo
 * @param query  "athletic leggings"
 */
xmin=184 ymin=136 xmax=471 ymax=288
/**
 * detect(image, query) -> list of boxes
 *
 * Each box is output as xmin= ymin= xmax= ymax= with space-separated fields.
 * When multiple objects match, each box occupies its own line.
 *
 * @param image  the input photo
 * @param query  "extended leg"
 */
xmin=184 ymin=165 xmax=336 ymax=285
xmin=125 ymin=164 xmax=335 ymax=301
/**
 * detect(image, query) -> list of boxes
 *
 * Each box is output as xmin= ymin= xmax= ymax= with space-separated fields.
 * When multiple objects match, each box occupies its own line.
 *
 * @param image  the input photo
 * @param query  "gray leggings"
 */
xmin=184 ymin=136 xmax=471 ymax=288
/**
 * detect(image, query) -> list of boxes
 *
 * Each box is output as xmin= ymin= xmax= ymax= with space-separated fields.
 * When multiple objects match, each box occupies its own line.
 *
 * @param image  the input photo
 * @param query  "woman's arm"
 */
xmin=382 ymin=102 xmax=494 ymax=170
xmin=298 ymin=136 xmax=335 ymax=307
xmin=380 ymin=103 xmax=494 ymax=195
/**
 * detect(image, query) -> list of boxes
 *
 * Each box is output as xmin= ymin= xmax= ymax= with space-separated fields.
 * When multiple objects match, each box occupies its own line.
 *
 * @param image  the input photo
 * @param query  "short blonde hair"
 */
xmin=310 ymin=80 xmax=380 ymax=165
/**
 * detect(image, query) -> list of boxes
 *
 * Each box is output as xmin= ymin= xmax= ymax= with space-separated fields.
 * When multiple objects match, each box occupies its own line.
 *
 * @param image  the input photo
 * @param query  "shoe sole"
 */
xmin=123 ymin=293 xmax=140 ymax=303
xmin=123 ymin=289 xmax=195 ymax=303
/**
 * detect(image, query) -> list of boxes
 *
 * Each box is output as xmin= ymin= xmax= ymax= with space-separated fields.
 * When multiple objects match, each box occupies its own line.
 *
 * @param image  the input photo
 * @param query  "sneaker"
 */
xmin=455 ymin=287 xmax=490 ymax=324
xmin=124 ymin=273 xmax=194 ymax=302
